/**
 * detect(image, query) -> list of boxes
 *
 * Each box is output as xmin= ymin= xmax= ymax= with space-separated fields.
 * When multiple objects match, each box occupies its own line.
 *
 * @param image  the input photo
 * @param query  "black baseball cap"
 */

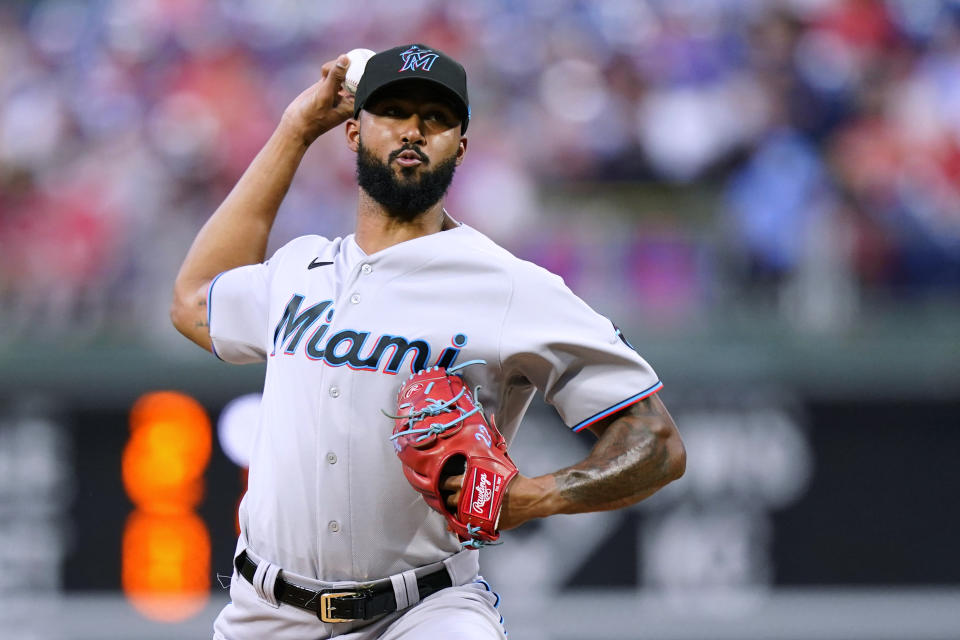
xmin=353 ymin=44 xmax=470 ymax=133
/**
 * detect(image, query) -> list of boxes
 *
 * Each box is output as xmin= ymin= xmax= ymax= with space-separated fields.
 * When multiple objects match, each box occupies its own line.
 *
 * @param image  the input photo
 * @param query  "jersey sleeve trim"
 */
xmin=206 ymin=271 xmax=227 ymax=362
xmin=570 ymin=381 xmax=664 ymax=433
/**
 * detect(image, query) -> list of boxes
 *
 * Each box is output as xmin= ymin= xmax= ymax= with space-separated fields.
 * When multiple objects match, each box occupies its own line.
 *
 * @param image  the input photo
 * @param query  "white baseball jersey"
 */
xmin=207 ymin=221 xmax=661 ymax=582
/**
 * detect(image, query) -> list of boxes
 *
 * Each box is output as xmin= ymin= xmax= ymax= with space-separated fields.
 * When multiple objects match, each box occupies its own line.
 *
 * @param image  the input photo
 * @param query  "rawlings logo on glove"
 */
xmin=472 ymin=472 xmax=494 ymax=513
xmin=385 ymin=360 xmax=518 ymax=548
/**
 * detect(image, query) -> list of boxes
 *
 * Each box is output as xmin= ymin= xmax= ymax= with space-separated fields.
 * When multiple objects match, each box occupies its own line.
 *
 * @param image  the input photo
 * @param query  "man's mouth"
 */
xmin=392 ymin=148 xmax=427 ymax=168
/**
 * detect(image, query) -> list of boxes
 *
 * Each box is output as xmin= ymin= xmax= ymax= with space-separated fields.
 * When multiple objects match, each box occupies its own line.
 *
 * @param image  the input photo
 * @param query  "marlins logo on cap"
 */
xmin=398 ymin=45 xmax=440 ymax=72
xmin=353 ymin=43 xmax=470 ymax=133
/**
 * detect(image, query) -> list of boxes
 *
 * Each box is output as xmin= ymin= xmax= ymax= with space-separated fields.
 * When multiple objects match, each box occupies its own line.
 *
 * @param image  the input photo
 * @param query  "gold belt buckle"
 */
xmin=319 ymin=591 xmax=358 ymax=623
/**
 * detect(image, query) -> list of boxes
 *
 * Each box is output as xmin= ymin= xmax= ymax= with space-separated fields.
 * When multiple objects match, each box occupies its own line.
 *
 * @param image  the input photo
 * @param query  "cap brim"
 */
xmin=355 ymin=76 xmax=469 ymax=132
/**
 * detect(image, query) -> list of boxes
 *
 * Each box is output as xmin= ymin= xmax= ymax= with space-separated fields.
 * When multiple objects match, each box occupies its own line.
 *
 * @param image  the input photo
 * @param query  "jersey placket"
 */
xmin=316 ymin=257 xmax=375 ymax=579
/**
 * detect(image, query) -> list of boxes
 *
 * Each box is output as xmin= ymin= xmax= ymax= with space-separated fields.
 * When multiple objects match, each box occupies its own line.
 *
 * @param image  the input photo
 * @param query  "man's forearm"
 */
xmin=175 ymin=122 xmax=308 ymax=291
xmin=169 ymin=122 xmax=309 ymax=346
xmin=500 ymin=395 xmax=685 ymax=528
xmin=553 ymin=397 xmax=682 ymax=511
xmin=170 ymin=55 xmax=353 ymax=349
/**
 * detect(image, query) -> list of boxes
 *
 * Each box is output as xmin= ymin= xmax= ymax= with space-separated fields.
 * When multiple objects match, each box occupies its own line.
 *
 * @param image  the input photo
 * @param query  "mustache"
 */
xmin=388 ymin=144 xmax=429 ymax=165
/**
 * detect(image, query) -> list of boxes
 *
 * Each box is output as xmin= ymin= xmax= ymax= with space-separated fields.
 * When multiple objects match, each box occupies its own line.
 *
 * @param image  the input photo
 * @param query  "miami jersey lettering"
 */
xmin=270 ymin=293 xmax=466 ymax=374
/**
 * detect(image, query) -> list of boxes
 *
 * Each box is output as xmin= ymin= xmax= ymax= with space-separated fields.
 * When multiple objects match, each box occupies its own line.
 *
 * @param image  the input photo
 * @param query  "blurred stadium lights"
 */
xmin=121 ymin=392 xmax=211 ymax=622
xmin=121 ymin=510 xmax=211 ymax=623
xmin=216 ymin=393 xmax=260 ymax=470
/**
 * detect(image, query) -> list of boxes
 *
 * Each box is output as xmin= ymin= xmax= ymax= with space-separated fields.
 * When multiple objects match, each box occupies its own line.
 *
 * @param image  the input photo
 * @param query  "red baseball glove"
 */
xmin=387 ymin=361 xmax=518 ymax=548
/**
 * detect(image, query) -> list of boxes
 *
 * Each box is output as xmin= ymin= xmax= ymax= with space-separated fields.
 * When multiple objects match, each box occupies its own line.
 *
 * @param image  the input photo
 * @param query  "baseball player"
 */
xmin=170 ymin=44 xmax=685 ymax=640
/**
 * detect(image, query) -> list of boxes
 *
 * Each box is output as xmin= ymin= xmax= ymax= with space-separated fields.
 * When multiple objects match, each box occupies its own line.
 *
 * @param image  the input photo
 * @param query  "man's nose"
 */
xmin=399 ymin=115 xmax=427 ymax=145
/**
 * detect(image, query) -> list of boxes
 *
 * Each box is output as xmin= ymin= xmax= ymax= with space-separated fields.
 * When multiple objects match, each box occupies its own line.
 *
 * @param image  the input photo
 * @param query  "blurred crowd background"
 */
xmin=1 ymin=1 xmax=959 ymax=639
xmin=2 ymin=0 xmax=959 ymax=342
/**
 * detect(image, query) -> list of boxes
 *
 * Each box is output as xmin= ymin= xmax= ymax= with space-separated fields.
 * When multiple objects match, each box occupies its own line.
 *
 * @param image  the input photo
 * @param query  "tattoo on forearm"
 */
xmin=554 ymin=398 xmax=673 ymax=508
xmin=196 ymin=299 xmax=208 ymax=328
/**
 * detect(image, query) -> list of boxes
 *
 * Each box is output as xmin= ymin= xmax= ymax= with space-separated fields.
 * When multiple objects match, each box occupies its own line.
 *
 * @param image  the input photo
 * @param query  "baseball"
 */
xmin=343 ymin=48 xmax=376 ymax=94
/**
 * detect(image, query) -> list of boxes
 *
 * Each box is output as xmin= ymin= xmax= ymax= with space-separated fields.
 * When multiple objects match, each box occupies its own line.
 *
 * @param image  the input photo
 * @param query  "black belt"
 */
xmin=235 ymin=551 xmax=453 ymax=623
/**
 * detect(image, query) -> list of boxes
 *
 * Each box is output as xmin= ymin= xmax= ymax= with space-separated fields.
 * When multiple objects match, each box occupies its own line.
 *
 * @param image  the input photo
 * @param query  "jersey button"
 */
xmin=328 ymin=520 xmax=340 ymax=533
xmin=328 ymin=386 xmax=340 ymax=398
xmin=350 ymin=293 xmax=361 ymax=304
xmin=361 ymin=264 xmax=372 ymax=274
xmin=326 ymin=452 xmax=337 ymax=464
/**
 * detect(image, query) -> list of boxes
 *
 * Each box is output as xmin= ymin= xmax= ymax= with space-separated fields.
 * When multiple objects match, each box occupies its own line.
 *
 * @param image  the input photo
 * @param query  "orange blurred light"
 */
xmin=122 ymin=391 xmax=213 ymax=622
xmin=123 ymin=392 xmax=212 ymax=513
xmin=122 ymin=510 xmax=210 ymax=622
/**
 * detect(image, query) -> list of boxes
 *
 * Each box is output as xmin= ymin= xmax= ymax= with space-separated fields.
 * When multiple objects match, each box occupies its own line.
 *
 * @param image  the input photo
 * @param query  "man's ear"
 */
xmin=345 ymin=118 xmax=360 ymax=153
xmin=455 ymin=135 xmax=468 ymax=166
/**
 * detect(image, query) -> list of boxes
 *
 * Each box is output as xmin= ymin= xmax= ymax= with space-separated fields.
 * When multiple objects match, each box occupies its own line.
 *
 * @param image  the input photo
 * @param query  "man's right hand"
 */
xmin=281 ymin=54 xmax=356 ymax=146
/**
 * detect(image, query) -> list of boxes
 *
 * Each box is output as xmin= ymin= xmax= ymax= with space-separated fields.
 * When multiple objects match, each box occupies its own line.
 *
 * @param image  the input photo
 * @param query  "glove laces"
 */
xmin=459 ymin=525 xmax=503 ymax=549
xmin=384 ymin=360 xmax=487 ymax=443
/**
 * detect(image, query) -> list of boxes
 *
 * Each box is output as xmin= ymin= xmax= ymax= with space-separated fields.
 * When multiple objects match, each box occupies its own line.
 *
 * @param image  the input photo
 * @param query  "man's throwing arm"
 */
xmin=170 ymin=55 xmax=355 ymax=350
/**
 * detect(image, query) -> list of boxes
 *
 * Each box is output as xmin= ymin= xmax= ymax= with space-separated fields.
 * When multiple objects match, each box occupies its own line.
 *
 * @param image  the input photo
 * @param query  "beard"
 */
xmin=356 ymin=141 xmax=458 ymax=222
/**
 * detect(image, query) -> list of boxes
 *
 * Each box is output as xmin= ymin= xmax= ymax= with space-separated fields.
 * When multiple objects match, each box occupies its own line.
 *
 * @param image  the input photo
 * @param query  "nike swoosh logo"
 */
xmin=308 ymin=259 xmax=333 ymax=270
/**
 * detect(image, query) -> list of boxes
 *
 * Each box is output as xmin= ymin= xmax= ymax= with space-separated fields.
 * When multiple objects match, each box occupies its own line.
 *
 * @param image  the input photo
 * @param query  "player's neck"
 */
xmin=354 ymin=192 xmax=453 ymax=255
